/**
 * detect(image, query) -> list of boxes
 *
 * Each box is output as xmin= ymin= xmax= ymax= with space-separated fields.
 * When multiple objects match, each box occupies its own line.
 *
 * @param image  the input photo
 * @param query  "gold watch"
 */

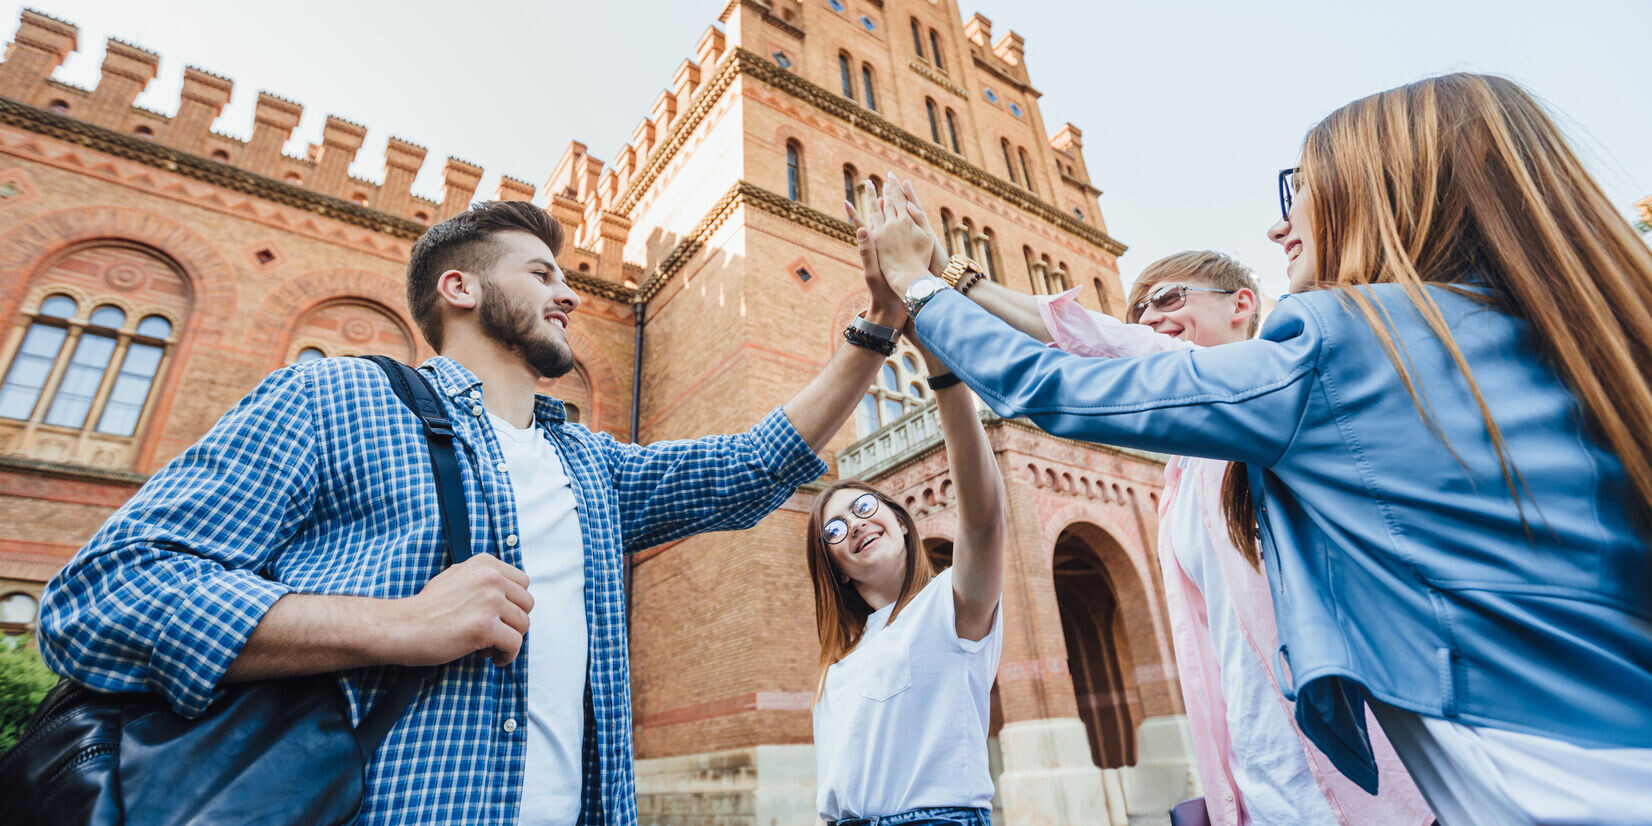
xmin=938 ymin=254 xmax=985 ymax=288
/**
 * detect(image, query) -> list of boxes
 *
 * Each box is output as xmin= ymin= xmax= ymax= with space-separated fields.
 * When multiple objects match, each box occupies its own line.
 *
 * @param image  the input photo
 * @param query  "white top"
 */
xmin=1168 ymin=458 xmax=1337 ymax=825
xmin=1371 ymin=699 xmax=1652 ymax=826
xmin=813 ymin=567 xmax=1003 ymax=820
xmin=488 ymin=413 xmax=587 ymax=826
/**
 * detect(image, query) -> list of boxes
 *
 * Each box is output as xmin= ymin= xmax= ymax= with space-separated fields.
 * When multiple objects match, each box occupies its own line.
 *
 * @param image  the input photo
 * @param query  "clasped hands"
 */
xmin=845 ymin=173 xmax=951 ymax=330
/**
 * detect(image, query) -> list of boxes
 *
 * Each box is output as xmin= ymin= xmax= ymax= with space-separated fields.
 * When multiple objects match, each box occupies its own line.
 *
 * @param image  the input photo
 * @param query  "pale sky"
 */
xmin=14 ymin=0 xmax=1652 ymax=297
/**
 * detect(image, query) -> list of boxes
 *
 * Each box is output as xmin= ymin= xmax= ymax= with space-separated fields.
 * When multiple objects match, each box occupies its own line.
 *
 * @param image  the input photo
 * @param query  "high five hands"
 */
xmin=844 ymin=173 xmax=950 ymax=301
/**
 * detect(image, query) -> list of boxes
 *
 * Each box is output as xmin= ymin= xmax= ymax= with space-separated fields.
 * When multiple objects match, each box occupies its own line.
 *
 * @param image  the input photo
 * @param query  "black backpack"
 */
xmin=0 ymin=357 xmax=472 ymax=826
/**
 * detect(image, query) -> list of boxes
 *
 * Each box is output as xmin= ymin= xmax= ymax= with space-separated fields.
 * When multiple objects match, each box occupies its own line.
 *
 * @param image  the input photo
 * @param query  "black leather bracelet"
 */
xmin=844 ymin=326 xmax=896 ymax=356
xmin=926 ymin=372 xmax=963 ymax=390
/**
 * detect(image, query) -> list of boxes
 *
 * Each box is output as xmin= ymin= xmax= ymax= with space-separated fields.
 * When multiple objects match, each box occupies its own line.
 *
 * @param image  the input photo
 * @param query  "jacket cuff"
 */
xmin=752 ymin=406 xmax=829 ymax=487
xmin=150 ymin=570 xmax=293 ymax=717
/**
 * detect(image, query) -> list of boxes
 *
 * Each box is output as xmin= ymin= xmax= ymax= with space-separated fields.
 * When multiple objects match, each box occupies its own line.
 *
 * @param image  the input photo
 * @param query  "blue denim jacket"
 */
xmin=914 ymin=286 xmax=1652 ymax=793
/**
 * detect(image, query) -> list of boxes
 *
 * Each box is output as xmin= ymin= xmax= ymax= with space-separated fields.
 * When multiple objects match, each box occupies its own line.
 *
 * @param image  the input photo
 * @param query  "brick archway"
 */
xmin=0 ymin=206 xmax=238 ymax=340
xmin=561 ymin=325 xmax=627 ymax=439
xmin=245 ymin=268 xmax=424 ymax=369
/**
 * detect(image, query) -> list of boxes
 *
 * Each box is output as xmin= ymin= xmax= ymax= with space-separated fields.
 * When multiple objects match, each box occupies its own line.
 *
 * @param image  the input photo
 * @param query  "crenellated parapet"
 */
xmin=0 ymin=8 xmax=535 ymax=231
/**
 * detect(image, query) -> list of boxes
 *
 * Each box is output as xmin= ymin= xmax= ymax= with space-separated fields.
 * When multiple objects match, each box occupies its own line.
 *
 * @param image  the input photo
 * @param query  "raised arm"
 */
xmin=920 ymin=344 xmax=1005 ymax=641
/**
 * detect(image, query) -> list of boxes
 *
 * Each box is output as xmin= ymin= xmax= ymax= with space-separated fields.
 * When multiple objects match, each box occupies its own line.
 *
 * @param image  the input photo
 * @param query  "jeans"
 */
xmin=831 ymin=806 xmax=992 ymax=826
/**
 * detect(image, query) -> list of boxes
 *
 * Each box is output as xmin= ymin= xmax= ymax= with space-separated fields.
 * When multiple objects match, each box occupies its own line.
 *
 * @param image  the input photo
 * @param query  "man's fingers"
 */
xmin=476 ymin=553 xmax=530 ymax=588
xmin=499 ymin=600 xmax=530 ymax=636
xmin=887 ymin=171 xmax=910 ymax=221
xmin=845 ymin=200 xmax=863 ymax=229
xmin=489 ymin=621 xmax=523 ymax=666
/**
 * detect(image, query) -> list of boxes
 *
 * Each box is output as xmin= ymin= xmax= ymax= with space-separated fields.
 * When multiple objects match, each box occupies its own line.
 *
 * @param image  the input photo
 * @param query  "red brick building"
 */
xmin=0 ymin=3 xmax=1195 ymax=822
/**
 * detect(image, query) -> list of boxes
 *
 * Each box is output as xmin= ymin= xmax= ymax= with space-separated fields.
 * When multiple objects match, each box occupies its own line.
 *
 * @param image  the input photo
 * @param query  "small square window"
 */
xmin=254 ymin=249 xmax=275 ymax=265
xmin=983 ymin=87 xmax=999 ymax=103
xmin=1009 ymin=102 xmax=1024 ymax=118
xmin=860 ymin=14 xmax=877 ymax=31
xmin=772 ymin=51 xmax=793 ymax=69
xmin=828 ymin=0 xmax=844 ymax=10
xmin=794 ymin=266 xmax=814 ymax=284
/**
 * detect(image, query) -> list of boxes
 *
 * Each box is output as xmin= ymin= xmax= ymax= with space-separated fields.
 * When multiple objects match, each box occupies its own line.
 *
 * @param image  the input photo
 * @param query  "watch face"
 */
xmin=910 ymin=278 xmax=940 ymax=298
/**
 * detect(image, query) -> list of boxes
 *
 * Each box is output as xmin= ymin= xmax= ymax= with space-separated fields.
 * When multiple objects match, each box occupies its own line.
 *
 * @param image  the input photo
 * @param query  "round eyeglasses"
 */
xmin=822 ymin=492 xmax=880 ymax=545
xmin=1129 ymin=283 xmax=1237 ymax=321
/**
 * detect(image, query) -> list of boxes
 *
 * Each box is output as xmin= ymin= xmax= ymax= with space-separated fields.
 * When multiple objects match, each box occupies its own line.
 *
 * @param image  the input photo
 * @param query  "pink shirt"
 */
xmin=1037 ymin=289 xmax=1431 ymax=826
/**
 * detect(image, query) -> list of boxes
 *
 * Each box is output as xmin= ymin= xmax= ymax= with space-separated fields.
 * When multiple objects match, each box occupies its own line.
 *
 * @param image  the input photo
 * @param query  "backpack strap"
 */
xmin=353 ymin=355 xmax=477 ymax=754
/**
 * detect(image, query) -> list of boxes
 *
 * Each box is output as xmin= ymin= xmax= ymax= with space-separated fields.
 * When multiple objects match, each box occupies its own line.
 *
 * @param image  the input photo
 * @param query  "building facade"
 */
xmin=0 ymin=2 xmax=1195 ymax=822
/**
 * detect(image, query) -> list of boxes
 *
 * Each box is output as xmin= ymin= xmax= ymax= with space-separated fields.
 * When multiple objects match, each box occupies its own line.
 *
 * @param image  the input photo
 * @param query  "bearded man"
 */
xmin=38 ymin=200 xmax=909 ymax=825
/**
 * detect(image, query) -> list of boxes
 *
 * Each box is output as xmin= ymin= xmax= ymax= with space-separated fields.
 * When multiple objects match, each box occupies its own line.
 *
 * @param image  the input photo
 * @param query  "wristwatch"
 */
xmin=938 ymin=254 xmax=985 ymax=289
xmin=903 ymin=275 xmax=948 ymax=318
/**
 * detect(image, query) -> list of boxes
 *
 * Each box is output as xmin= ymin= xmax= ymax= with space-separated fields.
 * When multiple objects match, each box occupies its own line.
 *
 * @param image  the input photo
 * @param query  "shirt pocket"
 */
xmin=854 ymin=640 xmax=913 ymax=702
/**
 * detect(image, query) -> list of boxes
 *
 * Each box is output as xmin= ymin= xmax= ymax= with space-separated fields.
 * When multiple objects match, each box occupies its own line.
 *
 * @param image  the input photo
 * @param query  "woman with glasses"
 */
xmin=803 ymin=191 xmax=1006 ymax=826
xmin=869 ymin=72 xmax=1652 ymax=826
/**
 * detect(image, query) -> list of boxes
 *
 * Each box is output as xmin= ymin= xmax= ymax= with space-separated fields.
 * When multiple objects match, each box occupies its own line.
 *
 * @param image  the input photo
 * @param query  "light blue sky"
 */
xmin=15 ymin=0 xmax=1652 ymax=296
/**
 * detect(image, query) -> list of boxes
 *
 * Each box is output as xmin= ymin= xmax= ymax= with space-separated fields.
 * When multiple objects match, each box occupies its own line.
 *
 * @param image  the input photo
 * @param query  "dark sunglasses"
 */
xmin=1278 ymin=167 xmax=1301 ymax=222
xmin=822 ymin=492 xmax=880 ymax=545
xmin=1130 ymin=283 xmax=1237 ymax=320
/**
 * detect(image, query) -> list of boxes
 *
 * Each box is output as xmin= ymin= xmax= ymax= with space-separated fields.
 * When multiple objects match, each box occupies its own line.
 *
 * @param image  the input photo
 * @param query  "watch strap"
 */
xmin=850 ymin=312 xmax=901 ymax=345
xmin=926 ymin=372 xmax=963 ymax=390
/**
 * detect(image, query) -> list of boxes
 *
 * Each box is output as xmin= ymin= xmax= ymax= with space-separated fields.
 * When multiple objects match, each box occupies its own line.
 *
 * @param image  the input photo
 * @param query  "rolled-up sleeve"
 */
xmin=607 ymin=406 xmax=827 ymax=553
xmin=916 ymin=290 xmax=1320 ymax=467
xmin=38 ymin=367 xmax=320 ymax=716
xmin=1037 ymin=288 xmax=1190 ymax=358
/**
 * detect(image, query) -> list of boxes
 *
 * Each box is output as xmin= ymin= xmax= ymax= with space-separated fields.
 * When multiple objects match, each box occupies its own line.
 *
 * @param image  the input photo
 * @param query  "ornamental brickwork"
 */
xmin=0 ymin=3 xmax=1194 ymax=822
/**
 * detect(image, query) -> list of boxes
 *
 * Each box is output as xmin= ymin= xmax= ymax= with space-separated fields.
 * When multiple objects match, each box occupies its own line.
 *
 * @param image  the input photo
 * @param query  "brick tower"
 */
xmin=0 ymin=3 xmax=1195 ymax=823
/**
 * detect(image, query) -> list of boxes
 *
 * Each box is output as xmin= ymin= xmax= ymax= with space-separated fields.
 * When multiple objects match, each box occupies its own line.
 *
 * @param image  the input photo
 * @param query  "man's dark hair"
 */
xmin=405 ymin=200 xmax=565 ymax=349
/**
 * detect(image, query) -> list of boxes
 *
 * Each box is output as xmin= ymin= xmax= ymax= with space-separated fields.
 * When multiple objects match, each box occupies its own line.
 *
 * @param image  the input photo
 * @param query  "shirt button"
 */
xmin=505 ymin=534 xmax=518 ymax=547
xmin=503 ymin=718 xmax=517 ymax=733
xmin=495 ymin=461 xmax=508 ymax=473
xmin=471 ymin=404 xmax=484 ymax=416
xmin=1224 ymin=791 xmax=1234 ymax=802
xmin=469 ymin=389 xmax=482 ymax=400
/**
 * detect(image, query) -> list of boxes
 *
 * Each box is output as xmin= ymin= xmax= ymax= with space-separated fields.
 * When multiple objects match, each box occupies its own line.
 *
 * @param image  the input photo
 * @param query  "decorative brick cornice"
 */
xmin=632 ymin=179 xmax=856 ymax=305
xmin=566 ymin=269 xmax=631 ymax=302
xmin=0 ymin=94 xmax=427 ymax=240
xmin=972 ymin=54 xmax=1038 ymax=96
xmin=619 ymin=47 xmax=1125 ymax=257
xmin=0 ymin=454 xmax=147 ymax=486
xmin=907 ymin=58 xmax=968 ymax=99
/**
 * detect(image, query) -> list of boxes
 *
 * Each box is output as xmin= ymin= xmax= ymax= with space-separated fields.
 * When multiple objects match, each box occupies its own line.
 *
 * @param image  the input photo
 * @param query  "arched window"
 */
xmin=843 ymin=164 xmax=859 ymax=205
xmin=0 ymin=245 xmax=192 ymax=466
xmin=786 ymin=140 xmax=804 ymax=202
xmin=1020 ymin=147 xmax=1037 ymax=194
xmin=929 ymin=28 xmax=945 ymax=71
xmin=1 ymin=297 xmax=179 ymax=437
xmin=861 ymin=64 xmax=877 ymax=111
xmin=910 ymin=18 xmax=925 ymax=57
xmin=945 ymin=109 xmax=962 ymax=154
xmin=940 ymin=209 xmax=955 ymax=256
xmin=925 ymin=98 xmax=941 ymax=144
xmin=838 ymin=52 xmax=855 ymax=100
xmin=1001 ymin=139 xmax=1018 ymax=184
xmin=856 ymin=338 xmax=931 ymax=438
xmin=287 ymin=299 xmax=416 ymax=365
xmin=0 ymin=591 xmax=38 ymax=626
xmin=1023 ymin=245 xmax=1039 ymax=292
xmin=294 ymin=347 xmax=326 ymax=363
xmin=957 ymin=218 xmax=976 ymax=263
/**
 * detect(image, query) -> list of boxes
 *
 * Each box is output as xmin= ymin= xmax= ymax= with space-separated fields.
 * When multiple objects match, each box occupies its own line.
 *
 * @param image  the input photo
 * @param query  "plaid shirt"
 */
xmin=37 ymin=355 xmax=827 ymax=825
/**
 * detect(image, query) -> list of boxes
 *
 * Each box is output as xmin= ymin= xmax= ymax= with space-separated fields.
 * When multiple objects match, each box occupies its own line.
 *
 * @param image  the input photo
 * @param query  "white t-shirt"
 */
xmin=1370 ymin=699 xmax=1652 ymax=826
xmin=813 ymin=567 xmax=1003 ymax=821
xmin=488 ymin=413 xmax=587 ymax=826
xmin=1168 ymin=458 xmax=1337 ymax=824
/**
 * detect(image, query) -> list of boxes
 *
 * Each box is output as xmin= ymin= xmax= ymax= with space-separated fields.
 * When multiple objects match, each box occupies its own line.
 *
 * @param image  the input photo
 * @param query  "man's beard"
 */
xmin=477 ymin=281 xmax=576 ymax=379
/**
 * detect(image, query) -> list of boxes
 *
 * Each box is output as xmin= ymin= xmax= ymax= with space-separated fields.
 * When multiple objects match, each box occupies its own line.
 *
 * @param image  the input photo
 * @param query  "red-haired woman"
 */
xmin=805 ymin=189 xmax=1006 ymax=826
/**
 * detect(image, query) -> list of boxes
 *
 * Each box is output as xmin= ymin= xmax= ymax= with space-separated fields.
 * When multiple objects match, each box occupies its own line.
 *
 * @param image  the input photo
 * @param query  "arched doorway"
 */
xmin=1053 ymin=525 xmax=1140 ymax=768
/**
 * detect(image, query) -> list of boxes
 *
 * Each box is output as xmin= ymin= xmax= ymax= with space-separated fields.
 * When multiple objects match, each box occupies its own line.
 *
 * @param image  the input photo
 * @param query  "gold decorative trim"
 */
xmin=0 ymin=95 xmax=427 ymax=241
xmin=907 ymin=59 xmax=968 ymax=99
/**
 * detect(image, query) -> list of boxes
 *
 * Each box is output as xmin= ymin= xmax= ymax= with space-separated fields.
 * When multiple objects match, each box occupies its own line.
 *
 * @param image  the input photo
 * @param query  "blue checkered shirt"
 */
xmin=37 ymin=355 xmax=827 ymax=825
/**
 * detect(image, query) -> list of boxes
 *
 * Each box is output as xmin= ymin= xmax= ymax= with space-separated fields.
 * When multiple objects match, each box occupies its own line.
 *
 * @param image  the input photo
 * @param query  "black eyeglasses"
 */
xmin=1278 ymin=167 xmax=1301 ymax=222
xmin=1130 ymin=283 xmax=1237 ymax=321
xmin=822 ymin=492 xmax=880 ymax=545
